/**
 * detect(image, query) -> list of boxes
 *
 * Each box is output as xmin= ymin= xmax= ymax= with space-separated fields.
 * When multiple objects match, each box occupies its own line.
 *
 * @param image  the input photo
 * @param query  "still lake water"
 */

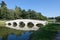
xmin=0 ymin=32 xmax=32 ymax=40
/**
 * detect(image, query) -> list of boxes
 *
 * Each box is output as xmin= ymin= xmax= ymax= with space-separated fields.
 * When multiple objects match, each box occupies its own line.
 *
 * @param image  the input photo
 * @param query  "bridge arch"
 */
xmin=13 ymin=22 xmax=17 ymax=27
xmin=19 ymin=21 xmax=25 ymax=28
xmin=27 ymin=22 xmax=34 ymax=28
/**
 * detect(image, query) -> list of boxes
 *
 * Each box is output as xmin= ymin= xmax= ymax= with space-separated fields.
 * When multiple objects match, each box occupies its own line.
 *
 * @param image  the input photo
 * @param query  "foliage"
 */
xmin=0 ymin=1 xmax=8 ymax=19
xmin=55 ymin=16 xmax=60 ymax=22
xmin=0 ymin=1 xmax=47 ymax=20
xmin=30 ymin=24 xmax=60 ymax=40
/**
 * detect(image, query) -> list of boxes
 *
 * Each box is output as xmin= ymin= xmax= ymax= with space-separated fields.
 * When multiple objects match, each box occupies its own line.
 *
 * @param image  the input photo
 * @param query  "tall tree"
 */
xmin=21 ymin=10 xmax=28 ymax=19
xmin=15 ymin=6 xmax=22 ymax=19
xmin=0 ymin=1 xmax=8 ymax=19
xmin=55 ymin=16 xmax=60 ymax=22
xmin=7 ymin=9 xmax=15 ymax=20
xmin=0 ymin=7 xmax=1 ymax=19
xmin=27 ymin=9 xmax=37 ymax=19
xmin=29 ymin=10 xmax=37 ymax=19
xmin=36 ymin=13 xmax=47 ymax=20
xmin=0 ymin=1 xmax=47 ymax=20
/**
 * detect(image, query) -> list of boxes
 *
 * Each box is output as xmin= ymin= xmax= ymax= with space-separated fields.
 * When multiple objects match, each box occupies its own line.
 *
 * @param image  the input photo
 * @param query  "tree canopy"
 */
xmin=0 ymin=1 xmax=47 ymax=20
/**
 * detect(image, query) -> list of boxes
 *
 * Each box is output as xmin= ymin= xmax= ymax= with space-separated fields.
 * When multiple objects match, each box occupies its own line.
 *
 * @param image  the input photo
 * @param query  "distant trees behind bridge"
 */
xmin=55 ymin=16 xmax=60 ymax=22
xmin=48 ymin=16 xmax=60 ymax=22
xmin=0 ymin=1 xmax=47 ymax=20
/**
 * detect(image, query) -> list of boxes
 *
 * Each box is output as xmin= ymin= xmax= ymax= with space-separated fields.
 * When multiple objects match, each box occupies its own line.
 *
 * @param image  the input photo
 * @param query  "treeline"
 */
xmin=48 ymin=16 xmax=60 ymax=22
xmin=0 ymin=1 xmax=47 ymax=20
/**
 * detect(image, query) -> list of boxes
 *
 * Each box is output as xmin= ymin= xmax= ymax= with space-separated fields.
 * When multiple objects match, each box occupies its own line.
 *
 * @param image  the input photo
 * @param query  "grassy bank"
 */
xmin=0 ymin=20 xmax=6 ymax=27
xmin=30 ymin=23 xmax=60 ymax=40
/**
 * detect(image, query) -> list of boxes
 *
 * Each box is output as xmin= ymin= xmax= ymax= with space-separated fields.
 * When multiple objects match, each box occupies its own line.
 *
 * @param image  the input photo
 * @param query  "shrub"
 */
xmin=30 ymin=24 xmax=60 ymax=40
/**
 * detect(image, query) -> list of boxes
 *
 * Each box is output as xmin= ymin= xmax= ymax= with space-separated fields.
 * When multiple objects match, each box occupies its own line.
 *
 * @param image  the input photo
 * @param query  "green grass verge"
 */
xmin=0 ymin=20 xmax=6 ymax=27
xmin=30 ymin=23 xmax=60 ymax=40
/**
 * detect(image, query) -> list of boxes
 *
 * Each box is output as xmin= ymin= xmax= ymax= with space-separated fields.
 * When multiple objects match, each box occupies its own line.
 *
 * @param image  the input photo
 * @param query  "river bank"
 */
xmin=30 ymin=23 xmax=60 ymax=40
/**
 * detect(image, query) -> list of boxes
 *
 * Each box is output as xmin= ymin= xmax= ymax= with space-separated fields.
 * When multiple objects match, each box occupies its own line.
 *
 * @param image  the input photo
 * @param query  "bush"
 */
xmin=30 ymin=24 xmax=60 ymax=40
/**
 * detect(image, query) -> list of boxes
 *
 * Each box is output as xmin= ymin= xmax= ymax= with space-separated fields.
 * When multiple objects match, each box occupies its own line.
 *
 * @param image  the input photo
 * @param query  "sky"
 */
xmin=0 ymin=0 xmax=60 ymax=17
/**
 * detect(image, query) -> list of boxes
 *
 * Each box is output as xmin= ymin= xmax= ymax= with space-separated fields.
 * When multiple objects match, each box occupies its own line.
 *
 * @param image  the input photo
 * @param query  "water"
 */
xmin=0 ymin=32 xmax=32 ymax=40
xmin=0 ymin=37 xmax=2 ymax=40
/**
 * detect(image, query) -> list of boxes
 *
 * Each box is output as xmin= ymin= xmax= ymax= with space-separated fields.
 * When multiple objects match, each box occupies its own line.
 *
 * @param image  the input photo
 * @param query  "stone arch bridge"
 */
xmin=6 ymin=19 xmax=48 ymax=31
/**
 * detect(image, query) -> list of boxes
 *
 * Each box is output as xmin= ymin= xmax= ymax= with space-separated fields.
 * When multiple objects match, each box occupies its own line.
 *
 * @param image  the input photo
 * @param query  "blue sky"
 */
xmin=0 ymin=0 xmax=60 ymax=17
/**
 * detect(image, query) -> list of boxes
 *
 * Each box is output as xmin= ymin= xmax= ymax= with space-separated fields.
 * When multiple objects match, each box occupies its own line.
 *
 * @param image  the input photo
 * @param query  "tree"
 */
xmin=0 ymin=1 xmax=8 ymax=19
xmin=21 ymin=10 xmax=28 ymax=19
xmin=36 ymin=13 xmax=47 ymax=20
xmin=7 ymin=9 xmax=15 ymax=20
xmin=55 ymin=16 xmax=60 ymax=22
xmin=0 ymin=7 xmax=1 ymax=19
xmin=15 ymin=6 xmax=22 ymax=19
xmin=0 ymin=1 xmax=47 ymax=20
xmin=27 ymin=9 xmax=37 ymax=19
xmin=0 ymin=1 xmax=6 ymax=7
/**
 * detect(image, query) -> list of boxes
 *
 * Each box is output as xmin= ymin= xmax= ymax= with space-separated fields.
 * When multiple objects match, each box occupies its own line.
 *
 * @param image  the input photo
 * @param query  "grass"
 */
xmin=0 ymin=20 xmax=25 ymax=40
xmin=0 ymin=20 xmax=6 ymax=27
xmin=30 ymin=23 xmax=60 ymax=40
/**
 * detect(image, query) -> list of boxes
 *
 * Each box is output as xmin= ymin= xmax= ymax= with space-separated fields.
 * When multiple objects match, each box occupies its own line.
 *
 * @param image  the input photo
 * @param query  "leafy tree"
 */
xmin=15 ymin=6 xmax=22 ymax=19
xmin=0 ymin=1 xmax=8 ymax=19
xmin=55 ymin=16 xmax=60 ymax=22
xmin=0 ymin=1 xmax=47 ymax=20
xmin=27 ymin=9 xmax=37 ymax=19
xmin=20 ymin=10 xmax=31 ymax=19
xmin=36 ymin=13 xmax=47 ymax=20
xmin=7 ymin=9 xmax=15 ymax=20
xmin=0 ymin=7 xmax=1 ymax=19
